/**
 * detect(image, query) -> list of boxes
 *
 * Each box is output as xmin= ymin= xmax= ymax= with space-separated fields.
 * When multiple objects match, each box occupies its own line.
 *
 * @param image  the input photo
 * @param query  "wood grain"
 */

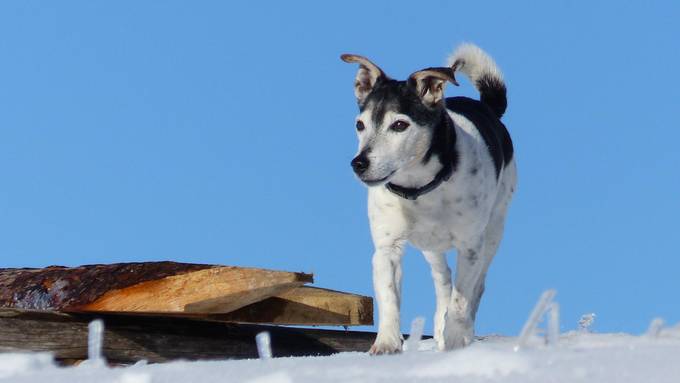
xmin=0 ymin=309 xmax=377 ymax=364
xmin=81 ymin=267 xmax=312 ymax=314
xmin=0 ymin=262 xmax=212 ymax=310
xmin=0 ymin=262 xmax=313 ymax=314
xmin=215 ymin=286 xmax=373 ymax=325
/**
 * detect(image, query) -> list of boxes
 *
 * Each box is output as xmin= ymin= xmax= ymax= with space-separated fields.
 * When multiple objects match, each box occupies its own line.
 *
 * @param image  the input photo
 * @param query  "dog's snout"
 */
xmin=351 ymin=154 xmax=370 ymax=175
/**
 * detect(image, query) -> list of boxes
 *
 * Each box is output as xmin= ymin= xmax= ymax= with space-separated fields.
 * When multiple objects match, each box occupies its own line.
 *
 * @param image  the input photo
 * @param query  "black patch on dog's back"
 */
xmin=445 ymin=97 xmax=513 ymax=178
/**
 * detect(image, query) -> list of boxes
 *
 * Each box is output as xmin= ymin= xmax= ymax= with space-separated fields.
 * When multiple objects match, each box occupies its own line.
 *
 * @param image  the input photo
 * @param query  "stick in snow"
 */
xmin=404 ymin=317 xmax=425 ymax=352
xmin=88 ymin=319 xmax=105 ymax=364
xmin=547 ymin=302 xmax=560 ymax=346
xmin=515 ymin=289 xmax=556 ymax=351
xmin=256 ymin=331 xmax=272 ymax=360
xmin=578 ymin=313 xmax=596 ymax=332
xmin=646 ymin=318 xmax=665 ymax=338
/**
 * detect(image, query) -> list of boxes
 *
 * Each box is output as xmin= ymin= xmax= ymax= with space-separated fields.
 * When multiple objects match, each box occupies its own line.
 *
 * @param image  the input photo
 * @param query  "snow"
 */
xmin=0 ymin=353 xmax=53 ymax=379
xmin=3 ymin=328 xmax=680 ymax=383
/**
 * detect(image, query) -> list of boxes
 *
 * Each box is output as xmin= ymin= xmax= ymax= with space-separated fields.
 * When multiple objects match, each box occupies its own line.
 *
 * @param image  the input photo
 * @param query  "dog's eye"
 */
xmin=356 ymin=120 xmax=365 ymax=132
xmin=390 ymin=120 xmax=410 ymax=132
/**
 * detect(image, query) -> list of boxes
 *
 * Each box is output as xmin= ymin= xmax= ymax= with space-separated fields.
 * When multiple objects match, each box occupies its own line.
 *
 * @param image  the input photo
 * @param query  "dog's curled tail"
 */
xmin=447 ymin=44 xmax=507 ymax=118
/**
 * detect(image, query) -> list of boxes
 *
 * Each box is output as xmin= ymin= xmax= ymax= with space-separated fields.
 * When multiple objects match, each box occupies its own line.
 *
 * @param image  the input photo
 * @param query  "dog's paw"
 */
xmin=444 ymin=331 xmax=473 ymax=349
xmin=369 ymin=333 xmax=403 ymax=355
xmin=369 ymin=342 xmax=402 ymax=355
xmin=443 ymin=316 xmax=474 ymax=350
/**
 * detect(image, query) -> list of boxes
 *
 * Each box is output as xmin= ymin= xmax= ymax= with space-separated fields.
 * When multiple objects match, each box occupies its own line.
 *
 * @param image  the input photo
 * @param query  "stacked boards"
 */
xmin=0 ymin=262 xmax=372 ymax=326
xmin=0 ymin=262 xmax=375 ymax=363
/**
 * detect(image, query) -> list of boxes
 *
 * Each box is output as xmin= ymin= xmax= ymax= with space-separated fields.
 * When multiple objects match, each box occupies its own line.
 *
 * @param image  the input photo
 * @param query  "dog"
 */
xmin=341 ymin=43 xmax=516 ymax=353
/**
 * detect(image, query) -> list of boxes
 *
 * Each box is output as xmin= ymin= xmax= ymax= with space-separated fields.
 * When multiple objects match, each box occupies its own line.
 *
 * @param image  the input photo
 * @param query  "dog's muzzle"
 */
xmin=351 ymin=153 xmax=370 ymax=176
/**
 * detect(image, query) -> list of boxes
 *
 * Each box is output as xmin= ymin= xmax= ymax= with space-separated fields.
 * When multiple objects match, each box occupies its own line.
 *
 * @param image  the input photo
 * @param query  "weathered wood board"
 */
xmin=215 ymin=286 xmax=373 ymax=326
xmin=0 ymin=262 xmax=379 ymax=363
xmin=0 ymin=262 xmax=313 ymax=314
xmin=0 ymin=309 xmax=377 ymax=364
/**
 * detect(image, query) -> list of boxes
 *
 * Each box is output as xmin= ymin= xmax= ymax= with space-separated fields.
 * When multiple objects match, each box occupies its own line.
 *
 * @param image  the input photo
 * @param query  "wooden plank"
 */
xmin=80 ymin=268 xmax=311 ymax=314
xmin=0 ymin=309 xmax=377 ymax=364
xmin=0 ymin=262 xmax=313 ymax=314
xmin=213 ymin=286 xmax=373 ymax=326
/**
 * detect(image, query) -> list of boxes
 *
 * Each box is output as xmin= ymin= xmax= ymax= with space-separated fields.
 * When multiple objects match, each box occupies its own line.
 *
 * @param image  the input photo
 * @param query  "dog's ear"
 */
xmin=340 ymin=54 xmax=388 ymax=104
xmin=408 ymin=67 xmax=459 ymax=107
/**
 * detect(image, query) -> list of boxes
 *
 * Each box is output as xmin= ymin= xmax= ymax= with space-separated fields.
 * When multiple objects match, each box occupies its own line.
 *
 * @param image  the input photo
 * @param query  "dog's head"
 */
xmin=341 ymin=54 xmax=458 ymax=186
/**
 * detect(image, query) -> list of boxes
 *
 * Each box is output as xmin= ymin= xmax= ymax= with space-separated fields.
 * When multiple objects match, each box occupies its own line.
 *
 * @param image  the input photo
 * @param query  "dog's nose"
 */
xmin=351 ymin=154 xmax=370 ymax=175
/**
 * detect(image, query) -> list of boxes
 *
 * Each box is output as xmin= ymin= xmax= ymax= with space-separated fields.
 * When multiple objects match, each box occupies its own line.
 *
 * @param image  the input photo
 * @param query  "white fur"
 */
xmin=447 ymin=43 xmax=504 ymax=88
xmin=361 ymin=44 xmax=516 ymax=354
xmin=355 ymin=111 xmax=432 ymax=184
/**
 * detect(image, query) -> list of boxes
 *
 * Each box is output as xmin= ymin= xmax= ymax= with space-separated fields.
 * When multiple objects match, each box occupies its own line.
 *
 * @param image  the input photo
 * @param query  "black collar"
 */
xmin=385 ymin=161 xmax=453 ymax=200
xmin=385 ymin=112 xmax=456 ymax=201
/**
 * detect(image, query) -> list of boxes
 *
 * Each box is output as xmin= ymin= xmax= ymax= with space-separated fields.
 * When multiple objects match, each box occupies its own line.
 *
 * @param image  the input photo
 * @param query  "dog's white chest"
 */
xmin=369 ymin=178 xmax=494 ymax=253
xmin=404 ymin=187 xmax=482 ymax=251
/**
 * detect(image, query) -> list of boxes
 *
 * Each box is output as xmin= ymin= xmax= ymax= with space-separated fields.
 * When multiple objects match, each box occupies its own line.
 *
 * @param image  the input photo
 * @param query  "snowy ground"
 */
xmin=2 ymin=328 xmax=680 ymax=383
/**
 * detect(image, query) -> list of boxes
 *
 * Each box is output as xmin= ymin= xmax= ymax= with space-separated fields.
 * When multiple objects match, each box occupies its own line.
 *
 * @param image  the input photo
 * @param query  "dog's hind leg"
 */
xmin=468 ymin=171 xmax=515 ymax=321
xmin=444 ymin=238 xmax=487 ymax=349
xmin=423 ymin=251 xmax=452 ymax=351
xmin=470 ymin=210 xmax=508 ymax=320
xmin=444 ymin=194 xmax=512 ymax=349
xmin=445 ymin=236 xmax=500 ymax=348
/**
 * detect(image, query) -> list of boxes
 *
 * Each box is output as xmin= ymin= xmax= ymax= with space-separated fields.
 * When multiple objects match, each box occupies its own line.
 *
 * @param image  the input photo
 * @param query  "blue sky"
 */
xmin=1 ymin=1 xmax=679 ymax=337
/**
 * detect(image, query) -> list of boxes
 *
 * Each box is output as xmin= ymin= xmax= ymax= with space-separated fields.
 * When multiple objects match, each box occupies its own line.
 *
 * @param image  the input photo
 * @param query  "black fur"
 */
xmin=361 ymin=79 xmax=439 ymax=128
xmin=357 ymin=77 xmax=511 ymax=186
xmin=360 ymin=79 xmax=459 ymax=175
xmin=476 ymin=74 xmax=507 ymax=118
xmin=445 ymin=97 xmax=513 ymax=178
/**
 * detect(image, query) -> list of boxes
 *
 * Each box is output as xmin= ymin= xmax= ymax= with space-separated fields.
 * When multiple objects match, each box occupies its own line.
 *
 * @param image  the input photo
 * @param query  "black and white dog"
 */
xmin=341 ymin=44 xmax=516 ymax=353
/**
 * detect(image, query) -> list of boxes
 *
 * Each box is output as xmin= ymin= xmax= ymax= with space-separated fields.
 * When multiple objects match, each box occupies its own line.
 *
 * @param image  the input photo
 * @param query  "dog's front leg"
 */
xmin=367 ymin=191 xmax=408 ymax=355
xmin=369 ymin=241 xmax=405 ymax=355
